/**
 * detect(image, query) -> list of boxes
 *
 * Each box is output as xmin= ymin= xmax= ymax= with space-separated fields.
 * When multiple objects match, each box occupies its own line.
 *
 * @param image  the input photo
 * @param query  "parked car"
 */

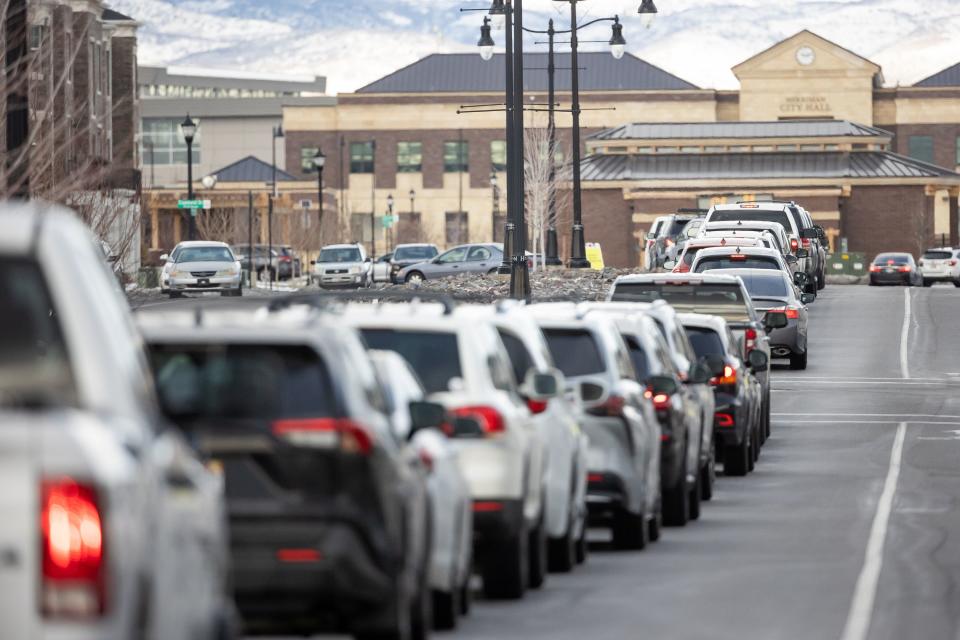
xmin=391 ymin=244 xmax=441 ymax=282
xmin=919 ymin=247 xmax=960 ymax=287
xmin=367 ymin=350 xmax=473 ymax=630
xmin=677 ymin=313 xmax=769 ymax=476
xmin=664 ymin=216 xmax=706 ymax=265
xmin=313 ymin=243 xmax=373 ymax=289
xmin=277 ymin=245 xmax=301 ymax=279
xmin=721 ymin=268 xmax=813 ymax=370
xmin=869 ymin=252 xmax=923 ymax=287
xmin=139 ymin=307 xmax=434 ymax=639
xmin=397 ymin=243 xmax=504 ymax=284
xmin=529 ymin=304 xmax=663 ymax=544
xmin=372 ymin=252 xmax=395 ymax=283
xmin=160 ymin=240 xmax=242 ymax=298
xmin=699 ymin=220 xmax=792 ymax=257
xmin=344 ymin=302 xmax=549 ymax=600
xmin=232 ymin=243 xmax=281 ymax=280
xmin=0 ymin=204 xmax=233 ymax=640
xmin=644 ymin=216 xmax=670 ymax=271
xmin=669 ymin=237 xmax=766 ymax=273
xmin=691 ymin=245 xmax=803 ymax=285
xmin=645 ymin=214 xmax=702 ymax=270
xmin=462 ymin=303 xmax=589 ymax=571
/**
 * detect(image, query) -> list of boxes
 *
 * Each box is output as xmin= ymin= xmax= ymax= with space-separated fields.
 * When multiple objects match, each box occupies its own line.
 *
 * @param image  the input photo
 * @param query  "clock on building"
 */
xmin=796 ymin=46 xmax=816 ymax=66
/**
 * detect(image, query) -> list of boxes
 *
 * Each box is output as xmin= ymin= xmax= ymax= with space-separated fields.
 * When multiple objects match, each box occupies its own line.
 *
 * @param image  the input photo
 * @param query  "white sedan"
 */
xmin=161 ymin=241 xmax=242 ymax=298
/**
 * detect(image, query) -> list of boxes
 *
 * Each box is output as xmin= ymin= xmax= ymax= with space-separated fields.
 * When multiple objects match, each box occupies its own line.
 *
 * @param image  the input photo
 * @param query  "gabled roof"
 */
xmin=915 ymin=62 xmax=960 ymax=87
xmin=732 ymin=30 xmax=881 ymax=80
xmin=356 ymin=52 xmax=697 ymax=94
xmin=581 ymin=151 xmax=960 ymax=182
xmin=210 ymin=156 xmax=298 ymax=183
xmin=591 ymin=120 xmax=892 ymax=141
xmin=102 ymin=8 xmax=135 ymax=21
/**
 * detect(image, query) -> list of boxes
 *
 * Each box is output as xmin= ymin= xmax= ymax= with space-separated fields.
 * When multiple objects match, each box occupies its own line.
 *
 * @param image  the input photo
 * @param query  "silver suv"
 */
xmin=313 ymin=243 xmax=372 ymax=289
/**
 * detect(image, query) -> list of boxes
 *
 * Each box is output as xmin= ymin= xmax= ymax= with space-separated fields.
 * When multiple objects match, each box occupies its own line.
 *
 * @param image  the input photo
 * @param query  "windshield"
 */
xmin=394 ymin=246 xmax=438 ymax=261
xmin=710 ymin=210 xmax=791 ymax=230
xmin=0 ymin=257 xmax=76 ymax=407
xmin=874 ymin=254 xmax=911 ymax=265
xmin=177 ymin=247 xmax=234 ymax=263
xmin=361 ymin=329 xmax=462 ymax=394
xmin=922 ymin=251 xmax=951 ymax=260
xmin=542 ymin=329 xmax=606 ymax=377
xmin=685 ymin=327 xmax=726 ymax=359
xmin=149 ymin=344 xmax=336 ymax=423
xmin=695 ymin=256 xmax=780 ymax=272
xmin=612 ymin=283 xmax=752 ymax=322
xmin=320 ymin=248 xmax=362 ymax=263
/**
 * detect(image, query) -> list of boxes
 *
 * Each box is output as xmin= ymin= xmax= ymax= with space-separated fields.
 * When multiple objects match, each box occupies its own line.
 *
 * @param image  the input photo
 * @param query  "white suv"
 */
xmin=919 ymin=247 xmax=960 ymax=287
xmin=343 ymin=302 xmax=549 ymax=600
xmin=0 ymin=204 xmax=232 ymax=640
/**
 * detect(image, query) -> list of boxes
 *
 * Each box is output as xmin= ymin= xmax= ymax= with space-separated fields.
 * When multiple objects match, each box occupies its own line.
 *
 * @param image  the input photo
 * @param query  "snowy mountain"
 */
xmin=111 ymin=0 xmax=960 ymax=93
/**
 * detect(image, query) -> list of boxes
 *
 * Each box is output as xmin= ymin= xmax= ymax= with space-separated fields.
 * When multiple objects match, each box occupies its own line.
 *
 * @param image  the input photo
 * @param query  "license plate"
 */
xmin=884 ymin=268 xmax=894 ymax=273
xmin=199 ymin=278 xmax=209 ymax=285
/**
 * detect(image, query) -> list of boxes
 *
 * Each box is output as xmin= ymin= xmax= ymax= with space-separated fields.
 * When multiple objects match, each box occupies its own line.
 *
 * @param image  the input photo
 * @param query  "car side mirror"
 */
xmin=409 ymin=401 xmax=447 ymax=435
xmin=645 ymin=232 xmax=656 ymax=241
xmin=578 ymin=379 xmax=609 ymax=410
xmin=747 ymin=350 xmax=769 ymax=373
xmin=785 ymin=254 xmax=799 ymax=264
xmin=800 ymin=292 xmax=816 ymax=305
xmin=702 ymin=353 xmax=726 ymax=377
xmin=310 ymin=260 xmax=317 ymax=266
xmin=523 ymin=369 xmax=561 ymax=400
xmin=794 ymin=272 xmax=810 ymax=288
xmin=800 ymin=228 xmax=819 ymax=240
xmin=645 ymin=375 xmax=679 ymax=397
xmin=160 ymin=254 xmax=169 ymax=262
xmin=365 ymin=257 xmax=373 ymax=263
xmin=686 ymin=362 xmax=712 ymax=385
xmin=795 ymin=248 xmax=810 ymax=259
xmin=663 ymin=260 xmax=677 ymax=270
xmin=764 ymin=310 xmax=789 ymax=330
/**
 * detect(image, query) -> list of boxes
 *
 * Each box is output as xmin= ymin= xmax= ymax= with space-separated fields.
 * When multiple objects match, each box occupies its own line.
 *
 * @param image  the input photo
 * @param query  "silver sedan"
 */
xmin=162 ymin=241 xmax=242 ymax=298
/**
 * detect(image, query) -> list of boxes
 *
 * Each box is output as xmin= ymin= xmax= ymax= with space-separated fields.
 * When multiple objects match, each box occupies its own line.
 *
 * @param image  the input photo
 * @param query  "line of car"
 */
xmin=3 ymin=204 xmax=801 ymax=640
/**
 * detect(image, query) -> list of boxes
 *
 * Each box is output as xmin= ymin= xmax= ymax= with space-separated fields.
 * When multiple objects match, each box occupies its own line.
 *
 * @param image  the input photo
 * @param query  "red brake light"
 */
xmin=41 ymin=479 xmax=105 ymax=617
xmin=711 ymin=364 xmax=737 ymax=387
xmin=526 ymin=399 xmax=548 ymax=415
xmin=801 ymin=238 xmax=812 ymax=248
xmin=452 ymin=406 xmax=505 ymax=435
xmin=272 ymin=418 xmax=374 ymax=455
xmin=790 ymin=238 xmax=799 ymax=252
xmin=473 ymin=501 xmax=504 ymax=513
xmin=950 ymin=260 xmax=958 ymax=267
xmin=715 ymin=413 xmax=735 ymax=428
xmin=869 ymin=264 xmax=881 ymax=273
xmin=276 ymin=548 xmax=322 ymax=563
xmin=745 ymin=328 xmax=758 ymax=355
xmin=769 ymin=306 xmax=800 ymax=319
xmin=898 ymin=265 xmax=912 ymax=273
xmin=587 ymin=473 xmax=606 ymax=484
xmin=417 ymin=448 xmax=435 ymax=473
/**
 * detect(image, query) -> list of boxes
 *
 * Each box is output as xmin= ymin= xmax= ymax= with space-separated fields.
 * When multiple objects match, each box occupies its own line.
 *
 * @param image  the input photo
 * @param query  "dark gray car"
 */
xmin=397 ymin=243 xmax=503 ymax=283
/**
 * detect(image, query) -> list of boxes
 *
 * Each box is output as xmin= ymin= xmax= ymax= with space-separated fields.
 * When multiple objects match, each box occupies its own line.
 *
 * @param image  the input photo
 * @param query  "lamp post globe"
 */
xmin=609 ymin=17 xmax=627 ymax=59
xmin=311 ymin=149 xmax=326 ymax=170
xmin=180 ymin=115 xmax=197 ymax=144
xmin=488 ymin=0 xmax=506 ymax=30
xmin=478 ymin=16 xmax=495 ymax=61
xmin=638 ymin=0 xmax=658 ymax=29
xmin=387 ymin=194 xmax=394 ymax=212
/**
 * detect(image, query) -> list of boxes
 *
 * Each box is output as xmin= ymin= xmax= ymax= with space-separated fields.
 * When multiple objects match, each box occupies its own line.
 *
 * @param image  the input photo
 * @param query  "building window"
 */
xmin=680 ymin=146 xmax=700 ymax=153
xmin=65 ymin=33 xmax=73 ymax=84
xmin=300 ymin=146 xmax=319 ymax=173
xmin=141 ymin=118 xmax=200 ymax=166
xmin=704 ymin=146 xmax=724 ymax=153
xmin=444 ymin=141 xmax=469 ymax=173
xmin=29 ymin=25 xmax=44 ymax=51
xmin=350 ymin=142 xmax=374 ymax=173
xmin=445 ymin=212 xmax=469 ymax=245
xmin=396 ymin=213 xmax=424 ymax=244
xmin=908 ymin=136 xmax=934 ymax=164
xmin=656 ymin=146 xmax=679 ymax=153
xmin=753 ymin=145 xmax=774 ymax=152
xmin=397 ymin=142 xmax=423 ymax=173
xmin=800 ymin=144 xmax=822 ymax=151
xmin=491 ymin=140 xmax=507 ymax=172
xmin=776 ymin=144 xmax=799 ymax=151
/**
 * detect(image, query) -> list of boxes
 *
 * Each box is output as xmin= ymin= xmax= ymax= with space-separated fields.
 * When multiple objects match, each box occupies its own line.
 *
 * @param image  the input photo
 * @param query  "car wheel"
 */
xmin=923 ymin=279 xmax=932 ymax=287
xmin=817 ymin=271 xmax=826 ymax=290
xmin=431 ymin=587 xmax=458 ymax=631
xmin=481 ymin=524 xmax=528 ymax=600
xmin=547 ymin=511 xmax=576 ymax=573
xmin=954 ymin=280 xmax=960 ymax=288
xmin=747 ymin=432 xmax=757 ymax=472
xmin=648 ymin=499 xmax=662 ymax=542
xmin=612 ymin=507 xmax=648 ymax=550
xmin=527 ymin=511 xmax=548 ymax=589
xmin=662 ymin=451 xmax=689 ymax=527
xmin=405 ymin=271 xmax=425 ymax=285
xmin=459 ymin=573 xmax=472 ymax=617
xmin=410 ymin=581 xmax=431 ymax=640
xmin=700 ymin=456 xmax=714 ymax=502
xmin=575 ymin=521 xmax=588 ymax=564
xmin=487 ymin=268 xmax=499 ymax=275
xmin=688 ymin=458 xmax=702 ymax=521
xmin=724 ymin=438 xmax=749 ymax=477
xmin=790 ymin=350 xmax=808 ymax=371
xmin=354 ymin=582 xmax=412 ymax=640
xmin=168 ymin=291 xmax=182 ymax=299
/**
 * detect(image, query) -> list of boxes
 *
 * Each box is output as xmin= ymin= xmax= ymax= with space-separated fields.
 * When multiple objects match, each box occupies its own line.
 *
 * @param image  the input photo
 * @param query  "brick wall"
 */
xmin=842 ymin=185 xmax=935 ymax=258
xmin=882 ymin=123 xmax=960 ymax=170
xmin=109 ymin=35 xmax=138 ymax=188
xmin=580 ymin=188 xmax=636 ymax=268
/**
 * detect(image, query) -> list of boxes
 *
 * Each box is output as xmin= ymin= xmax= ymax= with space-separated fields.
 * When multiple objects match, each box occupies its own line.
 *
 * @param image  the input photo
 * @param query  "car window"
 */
xmin=923 ymin=251 xmax=952 ymax=260
xmin=623 ymin=335 xmax=650 ymax=381
xmin=176 ymin=247 xmax=234 ymax=262
xmin=616 ymin=283 xmax=752 ymax=323
xmin=149 ymin=344 xmax=336 ymax=424
xmin=320 ymin=247 xmax=362 ymax=263
xmin=542 ymin=328 xmax=606 ymax=377
xmin=694 ymin=256 xmax=780 ymax=272
xmin=394 ymin=246 xmax=438 ymax=261
xmin=438 ymin=247 xmax=468 ymax=264
xmin=685 ymin=327 xmax=726 ymax=359
xmin=737 ymin=274 xmax=789 ymax=299
xmin=498 ymin=330 xmax=536 ymax=385
xmin=0 ymin=257 xmax=76 ymax=408
xmin=874 ymin=254 xmax=911 ymax=265
xmin=467 ymin=246 xmax=493 ymax=261
xmin=710 ymin=210 xmax=792 ymax=231
xmin=361 ymin=329 xmax=462 ymax=394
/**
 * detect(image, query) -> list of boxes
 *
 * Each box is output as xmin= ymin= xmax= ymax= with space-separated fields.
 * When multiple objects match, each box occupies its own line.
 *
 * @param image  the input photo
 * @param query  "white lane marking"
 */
xmin=777 ymin=420 xmax=960 ymax=425
xmin=774 ymin=413 xmax=960 ymax=419
xmin=840 ymin=422 xmax=907 ymax=640
xmin=773 ymin=381 xmax=957 ymax=387
xmin=900 ymin=289 xmax=911 ymax=380
xmin=774 ymin=377 xmax=945 ymax=382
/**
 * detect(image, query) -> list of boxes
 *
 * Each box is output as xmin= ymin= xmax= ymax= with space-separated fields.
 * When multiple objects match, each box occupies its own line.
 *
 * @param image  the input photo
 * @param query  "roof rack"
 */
xmin=676 ymin=208 xmax=709 ymax=215
xmin=267 ymin=290 xmax=459 ymax=315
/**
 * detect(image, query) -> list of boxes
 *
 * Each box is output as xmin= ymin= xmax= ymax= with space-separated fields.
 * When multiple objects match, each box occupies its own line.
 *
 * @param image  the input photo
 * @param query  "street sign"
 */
xmin=382 ymin=215 xmax=397 ymax=228
xmin=585 ymin=243 xmax=605 ymax=270
xmin=178 ymin=199 xmax=212 ymax=210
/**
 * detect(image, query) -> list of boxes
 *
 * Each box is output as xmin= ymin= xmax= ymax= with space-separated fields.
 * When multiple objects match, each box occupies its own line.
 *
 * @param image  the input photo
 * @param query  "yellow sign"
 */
xmin=585 ymin=243 xmax=605 ymax=270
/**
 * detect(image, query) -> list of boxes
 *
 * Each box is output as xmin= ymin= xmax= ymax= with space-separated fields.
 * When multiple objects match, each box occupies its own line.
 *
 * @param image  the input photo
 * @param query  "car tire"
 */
xmin=431 ymin=587 xmax=457 ymax=632
xmin=527 ymin=512 xmax=548 ymax=589
xmin=725 ymin=439 xmax=749 ymax=477
xmin=612 ymin=507 xmax=648 ymax=550
xmin=168 ymin=291 xmax=182 ymax=299
xmin=547 ymin=515 xmax=576 ymax=573
xmin=481 ymin=525 xmax=528 ymax=600
xmin=688 ymin=458 xmax=702 ymax=521
xmin=954 ymin=280 xmax=960 ymax=288
xmin=790 ymin=350 xmax=808 ymax=371
xmin=487 ymin=268 xmax=499 ymax=275
xmin=459 ymin=576 xmax=472 ymax=617
xmin=923 ymin=279 xmax=932 ymax=287
xmin=747 ymin=432 xmax=757 ymax=471
xmin=410 ymin=582 xmax=432 ymax=640
xmin=354 ymin=582 xmax=412 ymax=640
xmin=662 ymin=451 xmax=689 ymax=527
xmin=575 ymin=522 xmax=588 ymax=564
xmin=700 ymin=456 xmax=714 ymax=502
xmin=817 ymin=271 xmax=826 ymax=290
xmin=405 ymin=271 xmax=425 ymax=285
xmin=648 ymin=500 xmax=662 ymax=542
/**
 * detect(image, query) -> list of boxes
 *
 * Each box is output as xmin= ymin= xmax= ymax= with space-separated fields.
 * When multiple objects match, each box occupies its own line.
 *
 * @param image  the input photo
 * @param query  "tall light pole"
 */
xmin=387 ymin=193 xmax=395 ymax=251
xmin=491 ymin=171 xmax=501 ymax=242
xmin=409 ymin=188 xmax=416 ymax=217
xmin=311 ymin=148 xmax=326 ymax=247
xmin=269 ymin=123 xmax=284 ymax=287
xmin=180 ymin=115 xmax=197 ymax=240
xmin=370 ymin=139 xmax=377 ymax=258
xmin=544 ymin=19 xmax=561 ymax=266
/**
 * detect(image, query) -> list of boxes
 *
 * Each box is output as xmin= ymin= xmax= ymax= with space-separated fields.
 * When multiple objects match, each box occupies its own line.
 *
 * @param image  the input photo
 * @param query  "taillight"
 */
xmin=769 ymin=306 xmax=800 ymax=319
xmin=730 ymin=254 xmax=748 ymax=262
xmin=801 ymin=238 xmax=812 ymax=248
xmin=950 ymin=260 xmax=958 ymax=267
xmin=417 ymin=448 xmax=435 ymax=473
xmin=715 ymin=413 xmax=735 ymax=428
xmin=898 ymin=265 xmax=912 ymax=273
xmin=41 ymin=479 xmax=106 ymax=618
xmin=665 ymin=238 xmax=675 ymax=247
xmin=276 ymin=548 xmax=322 ymax=563
xmin=744 ymin=328 xmax=758 ymax=355
xmin=452 ymin=406 xmax=505 ymax=435
xmin=869 ymin=264 xmax=881 ymax=273
xmin=272 ymin=418 xmax=374 ymax=455
xmin=790 ymin=238 xmax=799 ymax=252
xmin=280 ymin=256 xmax=292 ymax=262
xmin=644 ymin=388 xmax=672 ymax=412
xmin=587 ymin=394 xmax=626 ymax=418
xmin=473 ymin=501 xmax=504 ymax=513
xmin=526 ymin=398 xmax=548 ymax=415
xmin=711 ymin=365 xmax=737 ymax=387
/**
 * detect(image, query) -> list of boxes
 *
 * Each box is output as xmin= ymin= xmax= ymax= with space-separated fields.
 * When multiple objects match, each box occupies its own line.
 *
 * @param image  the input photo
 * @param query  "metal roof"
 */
xmin=591 ymin=120 xmax=892 ymax=141
xmin=581 ymin=151 xmax=960 ymax=182
xmin=102 ymin=8 xmax=135 ymax=21
xmin=915 ymin=62 xmax=960 ymax=87
xmin=210 ymin=156 xmax=298 ymax=183
xmin=356 ymin=52 xmax=697 ymax=94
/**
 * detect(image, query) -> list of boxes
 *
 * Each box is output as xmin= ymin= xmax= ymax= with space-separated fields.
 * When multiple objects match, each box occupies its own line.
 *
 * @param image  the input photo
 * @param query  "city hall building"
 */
xmin=273 ymin=30 xmax=960 ymax=267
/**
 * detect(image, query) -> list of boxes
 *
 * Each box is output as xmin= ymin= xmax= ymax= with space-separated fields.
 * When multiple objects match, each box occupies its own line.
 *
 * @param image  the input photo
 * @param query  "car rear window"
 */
xmin=497 ymin=330 xmax=535 ymax=385
xmin=622 ymin=336 xmax=651 ymax=380
xmin=0 ymin=256 xmax=76 ymax=408
xmin=394 ymin=246 xmax=438 ymax=261
xmin=695 ymin=256 xmax=780 ymax=272
xmin=710 ymin=210 xmax=791 ymax=230
xmin=874 ymin=254 xmax=911 ymax=265
xmin=542 ymin=329 xmax=606 ymax=377
xmin=922 ymin=251 xmax=952 ymax=260
xmin=736 ymin=273 xmax=789 ymax=299
xmin=665 ymin=219 xmax=692 ymax=236
xmin=361 ymin=329 xmax=462 ymax=394
xmin=149 ymin=344 xmax=336 ymax=423
xmin=685 ymin=327 xmax=726 ymax=359
xmin=612 ymin=283 xmax=752 ymax=322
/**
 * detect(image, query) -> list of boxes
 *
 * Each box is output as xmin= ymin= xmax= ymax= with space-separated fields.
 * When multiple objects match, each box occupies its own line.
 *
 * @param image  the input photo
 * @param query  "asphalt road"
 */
xmin=133 ymin=285 xmax=960 ymax=640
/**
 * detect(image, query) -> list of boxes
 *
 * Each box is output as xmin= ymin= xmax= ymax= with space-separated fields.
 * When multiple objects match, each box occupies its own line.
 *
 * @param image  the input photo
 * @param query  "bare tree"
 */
xmin=523 ymin=125 xmax=553 ymax=271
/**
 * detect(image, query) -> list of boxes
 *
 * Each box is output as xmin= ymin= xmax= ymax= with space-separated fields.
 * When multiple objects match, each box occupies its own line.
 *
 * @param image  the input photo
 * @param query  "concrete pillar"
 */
xmin=934 ymin=189 xmax=951 ymax=240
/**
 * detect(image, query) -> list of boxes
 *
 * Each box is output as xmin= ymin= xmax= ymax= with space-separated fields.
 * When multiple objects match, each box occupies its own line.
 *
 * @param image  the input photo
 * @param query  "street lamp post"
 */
xmin=387 ymin=194 xmax=395 ymax=252
xmin=269 ymin=123 xmax=284 ymax=288
xmin=311 ymin=149 xmax=326 ymax=246
xmin=180 ymin=115 xmax=197 ymax=240
xmin=491 ymin=172 xmax=501 ymax=242
xmin=370 ymin=140 xmax=377 ymax=258
xmin=544 ymin=19 xmax=562 ymax=266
